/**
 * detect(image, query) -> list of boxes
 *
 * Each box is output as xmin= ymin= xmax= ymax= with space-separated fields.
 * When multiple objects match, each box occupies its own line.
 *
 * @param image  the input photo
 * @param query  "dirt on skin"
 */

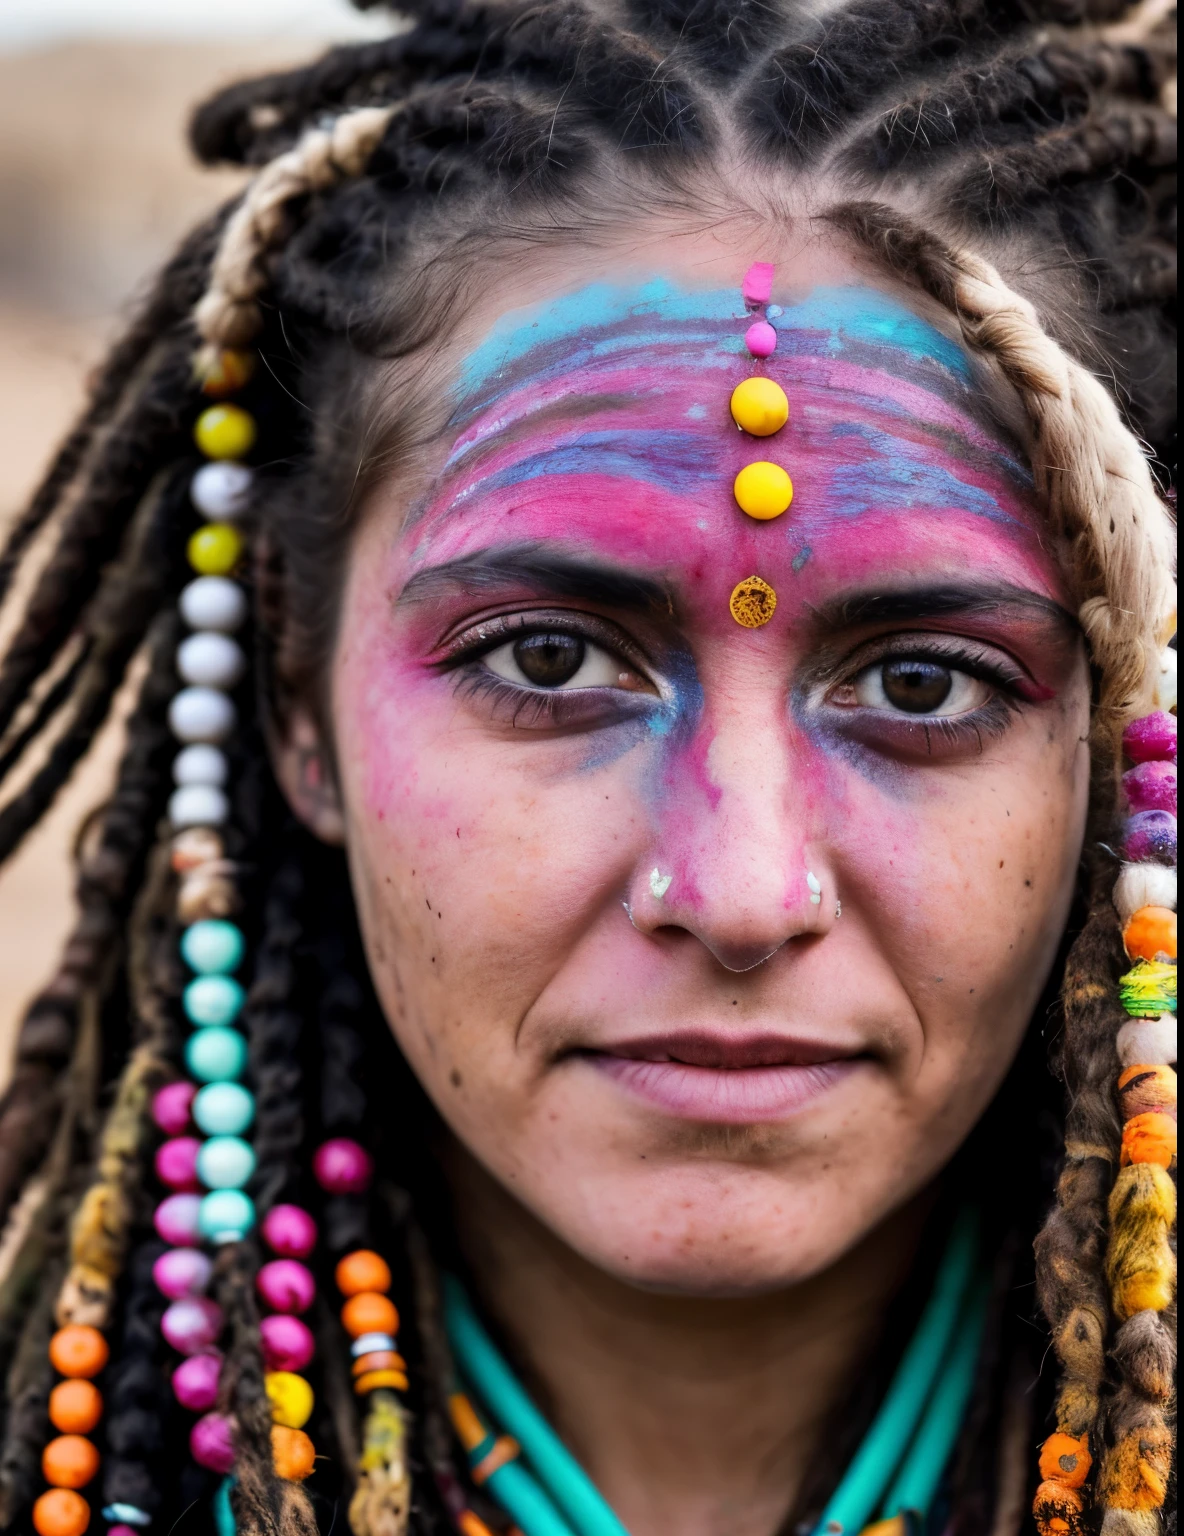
xmin=0 ymin=39 xmax=326 ymax=1078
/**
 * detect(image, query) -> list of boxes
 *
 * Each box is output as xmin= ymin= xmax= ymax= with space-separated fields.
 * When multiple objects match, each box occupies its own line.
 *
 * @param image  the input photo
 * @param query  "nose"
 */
xmin=625 ymin=699 xmax=837 ymax=972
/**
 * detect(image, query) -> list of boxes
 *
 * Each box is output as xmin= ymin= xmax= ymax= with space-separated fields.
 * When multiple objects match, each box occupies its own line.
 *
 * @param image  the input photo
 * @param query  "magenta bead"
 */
xmin=744 ymin=319 xmax=777 ymax=358
xmin=155 ymin=1135 xmax=201 ymax=1192
xmin=261 ymin=1203 xmax=318 ymax=1258
xmin=1124 ymin=710 xmax=1177 ymax=764
xmin=256 ymin=1258 xmax=316 ymax=1314
xmin=172 ymin=1350 xmax=222 ymax=1412
xmin=259 ymin=1313 xmax=315 ymax=1372
xmin=154 ymin=1192 xmax=202 ymax=1247
xmin=1124 ymin=759 xmax=1177 ymax=814
xmin=153 ymin=1246 xmax=213 ymax=1301
xmin=312 ymin=1137 xmax=373 ymax=1194
xmin=161 ymin=1295 xmax=223 ymax=1355
xmin=108 ymin=1527 xmax=140 ymax=1536
xmin=190 ymin=1411 xmax=236 ymax=1474
xmin=1122 ymin=810 xmax=1177 ymax=866
xmin=152 ymin=1080 xmax=196 ymax=1135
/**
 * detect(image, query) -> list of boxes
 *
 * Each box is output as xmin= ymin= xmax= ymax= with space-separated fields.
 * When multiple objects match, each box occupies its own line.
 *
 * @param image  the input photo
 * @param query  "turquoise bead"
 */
xmin=185 ymin=1026 xmax=246 ymax=1083
xmin=184 ymin=975 xmax=244 ymax=1029
xmin=197 ymin=1135 xmax=256 ymax=1190
xmin=181 ymin=920 xmax=244 ymax=976
xmin=193 ymin=1082 xmax=255 ymax=1137
xmin=199 ymin=1188 xmax=255 ymax=1244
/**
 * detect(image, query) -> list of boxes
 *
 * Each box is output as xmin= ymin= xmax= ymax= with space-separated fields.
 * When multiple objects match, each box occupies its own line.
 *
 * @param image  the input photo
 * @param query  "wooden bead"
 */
xmin=1117 ymin=1063 xmax=1177 ymax=1122
xmin=340 ymin=1292 xmax=398 ymax=1339
xmin=171 ymin=826 xmax=224 ymax=873
xmin=351 ymin=1350 xmax=405 ymax=1377
xmin=335 ymin=1250 xmax=391 ymax=1297
xmin=271 ymin=1425 xmax=316 ymax=1481
xmin=32 ymin=1489 xmax=90 ymax=1536
xmin=48 ymin=1326 xmax=108 ymax=1379
xmin=42 ymin=1434 xmax=100 ymax=1489
xmin=199 ymin=349 xmax=256 ymax=398
xmin=1123 ymin=905 xmax=1177 ymax=963
xmin=1033 ymin=1479 xmax=1085 ymax=1536
xmin=48 ymin=1380 xmax=102 ymax=1435
xmin=353 ymin=1368 xmax=409 ymax=1395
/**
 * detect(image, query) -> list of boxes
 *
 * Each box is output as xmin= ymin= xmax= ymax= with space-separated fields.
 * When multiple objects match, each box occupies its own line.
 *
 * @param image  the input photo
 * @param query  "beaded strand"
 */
xmin=1034 ymin=627 xmax=1177 ymax=1535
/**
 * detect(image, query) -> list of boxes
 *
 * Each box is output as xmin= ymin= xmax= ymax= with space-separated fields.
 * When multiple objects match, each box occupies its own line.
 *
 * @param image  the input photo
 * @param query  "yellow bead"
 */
xmin=194 ymin=404 xmax=257 ymax=461
xmin=729 ymin=576 xmax=777 ymax=629
xmin=730 ymin=377 xmax=789 ymax=437
xmin=734 ymin=462 xmax=793 ymax=520
xmin=265 ymin=1371 xmax=314 ymax=1430
xmin=188 ymin=523 xmax=243 ymax=577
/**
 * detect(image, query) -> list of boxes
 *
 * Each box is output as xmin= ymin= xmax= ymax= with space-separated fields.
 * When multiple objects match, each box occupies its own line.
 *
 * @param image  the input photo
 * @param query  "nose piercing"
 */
xmin=806 ymin=871 xmax=822 ymax=906
xmin=649 ymin=869 xmax=673 ymax=900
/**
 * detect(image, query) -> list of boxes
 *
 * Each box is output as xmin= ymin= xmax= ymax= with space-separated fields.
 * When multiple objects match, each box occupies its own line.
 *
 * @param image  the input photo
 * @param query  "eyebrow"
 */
xmin=396 ymin=544 xmax=673 ymax=616
xmin=813 ymin=583 xmax=1078 ymax=633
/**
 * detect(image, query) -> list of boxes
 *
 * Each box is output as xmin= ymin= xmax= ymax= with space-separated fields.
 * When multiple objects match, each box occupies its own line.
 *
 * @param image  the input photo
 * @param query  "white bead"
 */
xmin=169 ymin=784 xmax=230 ymax=829
xmin=1113 ymin=862 xmax=1177 ymax=923
xmin=1150 ymin=646 xmax=1177 ymax=714
xmin=191 ymin=461 xmax=253 ymax=520
xmin=173 ymin=744 xmax=228 ymax=787
xmin=179 ymin=577 xmax=247 ymax=633
xmin=350 ymin=1332 xmax=396 ymax=1357
xmin=177 ymin=632 xmax=245 ymax=690
xmin=169 ymin=686 xmax=236 ymax=744
xmin=1117 ymin=1015 xmax=1177 ymax=1068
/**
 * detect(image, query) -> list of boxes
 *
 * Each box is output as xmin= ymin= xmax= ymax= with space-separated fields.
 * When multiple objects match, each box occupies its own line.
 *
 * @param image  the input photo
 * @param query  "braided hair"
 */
xmin=0 ymin=1 xmax=1176 ymax=1533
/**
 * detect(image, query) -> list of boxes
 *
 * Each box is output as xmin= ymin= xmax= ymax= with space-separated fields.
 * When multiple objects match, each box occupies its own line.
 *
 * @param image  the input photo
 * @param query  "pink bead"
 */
xmin=1124 ymin=759 xmax=1177 ymax=814
xmin=152 ymin=1080 xmax=196 ymax=1135
xmin=1124 ymin=711 xmax=1177 ymax=763
xmin=153 ymin=1246 xmax=213 ymax=1300
xmin=108 ymin=1527 xmax=140 ymax=1536
xmin=744 ymin=320 xmax=777 ymax=358
xmin=155 ymin=1136 xmax=202 ymax=1191
xmin=313 ymin=1137 xmax=373 ymax=1194
xmin=259 ymin=1313 xmax=315 ymax=1372
xmin=154 ymin=1192 xmax=202 ymax=1246
xmin=161 ymin=1295 xmax=223 ymax=1355
xmin=256 ymin=1259 xmax=315 ymax=1314
xmin=190 ymin=1411 xmax=236 ymax=1474
xmin=172 ymin=1350 xmax=223 ymax=1412
xmin=261 ymin=1203 xmax=318 ymax=1258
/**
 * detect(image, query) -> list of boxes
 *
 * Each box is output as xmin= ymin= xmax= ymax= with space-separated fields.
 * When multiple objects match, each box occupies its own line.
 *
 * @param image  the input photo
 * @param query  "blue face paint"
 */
xmin=769 ymin=287 xmax=971 ymax=382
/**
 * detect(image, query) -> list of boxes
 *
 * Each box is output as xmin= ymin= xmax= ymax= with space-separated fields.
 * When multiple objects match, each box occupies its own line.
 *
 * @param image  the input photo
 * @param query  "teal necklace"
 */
xmin=443 ymin=1209 xmax=988 ymax=1536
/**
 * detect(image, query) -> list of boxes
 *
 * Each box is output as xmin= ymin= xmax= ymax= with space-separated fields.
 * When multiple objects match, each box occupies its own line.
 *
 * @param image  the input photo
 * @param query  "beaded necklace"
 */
xmin=444 ymin=1211 xmax=987 ymax=1536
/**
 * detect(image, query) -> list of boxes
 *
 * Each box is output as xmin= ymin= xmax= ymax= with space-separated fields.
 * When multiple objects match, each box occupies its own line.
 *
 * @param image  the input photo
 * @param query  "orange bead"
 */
xmin=340 ymin=1291 xmax=398 ymax=1339
xmin=48 ymin=1380 xmax=102 ymax=1435
xmin=48 ymin=1326 xmax=108 ymax=1379
xmin=199 ymin=349 xmax=256 ymax=398
xmin=271 ymin=1424 xmax=316 ymax=1481
xmin=1038 ymin=1432 xmax=1092 ymax=1489
xmin=335 ymin=1250 xmax=392 ymax=1297
xmin=1120 ymin=1111 xmax=1177 ymax=1168
xmin=42 ymin=1434 xmax=100 ymax=1489
xmin=32 ymin=1488 xmax=90 ymax=1536
xmin=1123 ymin=905 xmax=1177 ymax=963
xmin=353 ymin=1369 xmax=409 ymax=1395
xmin=1033 ymin=1480 xmax=1085 ymax=1536
xmin=351 ymin=1350 xmax=405 ymax=1377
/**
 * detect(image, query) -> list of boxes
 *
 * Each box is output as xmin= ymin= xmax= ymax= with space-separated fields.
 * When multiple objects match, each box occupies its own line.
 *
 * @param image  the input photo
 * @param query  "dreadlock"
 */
xmin=0 ymin=0 xmax=1176 ymax=1532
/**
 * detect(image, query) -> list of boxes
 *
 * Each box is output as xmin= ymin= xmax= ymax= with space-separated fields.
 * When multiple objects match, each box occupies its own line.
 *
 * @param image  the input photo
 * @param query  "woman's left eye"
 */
xmin=831 ymin=659 xmax=993 ymax=716
xmin=481 ymin=632 xmax=644 ymax=691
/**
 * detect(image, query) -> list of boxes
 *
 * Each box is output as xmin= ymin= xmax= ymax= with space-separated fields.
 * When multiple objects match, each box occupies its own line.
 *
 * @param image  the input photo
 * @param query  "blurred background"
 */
xmin=0 ymin=0 xmax=395 ymax=1068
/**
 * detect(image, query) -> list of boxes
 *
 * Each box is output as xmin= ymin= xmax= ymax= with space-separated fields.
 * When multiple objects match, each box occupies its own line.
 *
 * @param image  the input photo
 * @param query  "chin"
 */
xmin=536 ymin=1163 xmax=865 ymax=1298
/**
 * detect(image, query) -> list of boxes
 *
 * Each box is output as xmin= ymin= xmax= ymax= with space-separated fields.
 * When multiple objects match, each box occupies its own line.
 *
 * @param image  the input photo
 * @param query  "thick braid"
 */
xmin=100 ymin=1236 xmax=172 ymax=1521
xmin=823 ymin=201 xmax=1176 ymax=741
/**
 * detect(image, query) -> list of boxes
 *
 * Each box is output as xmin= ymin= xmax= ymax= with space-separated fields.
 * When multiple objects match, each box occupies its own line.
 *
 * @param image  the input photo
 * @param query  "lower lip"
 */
xmin=590 ymin=1055 xmax=858 ymax=1122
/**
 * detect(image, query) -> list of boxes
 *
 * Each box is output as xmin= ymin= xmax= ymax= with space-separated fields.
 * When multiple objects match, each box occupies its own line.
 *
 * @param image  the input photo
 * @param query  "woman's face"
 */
xmin=294 ymin=235 xmax=1091 ymax=1295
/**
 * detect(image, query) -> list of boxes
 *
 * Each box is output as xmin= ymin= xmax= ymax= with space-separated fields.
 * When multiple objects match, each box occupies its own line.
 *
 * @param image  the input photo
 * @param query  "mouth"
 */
xmin=581 ymin=1032 xmax=864 ymax=1123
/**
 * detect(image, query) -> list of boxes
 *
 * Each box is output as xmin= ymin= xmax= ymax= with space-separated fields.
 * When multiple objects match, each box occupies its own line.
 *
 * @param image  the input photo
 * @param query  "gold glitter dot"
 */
xmin=729 ymin=576 xmax=777 ymax=628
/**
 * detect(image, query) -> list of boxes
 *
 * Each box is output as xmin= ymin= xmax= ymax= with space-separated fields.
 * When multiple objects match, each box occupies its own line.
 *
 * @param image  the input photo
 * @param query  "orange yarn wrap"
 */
xmin=1033 ymin=1480 xmax=1086 ymax=1536
xmin=1098 ymin=1427 xmax=1173 ymax=1510
xmin=1120 ymin=1112 xmax=1178 ymax=1168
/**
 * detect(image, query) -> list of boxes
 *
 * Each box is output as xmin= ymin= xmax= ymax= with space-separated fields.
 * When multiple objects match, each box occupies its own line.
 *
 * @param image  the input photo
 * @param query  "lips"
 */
xmin=584 ymin=1031 xmax=862 ymax=1123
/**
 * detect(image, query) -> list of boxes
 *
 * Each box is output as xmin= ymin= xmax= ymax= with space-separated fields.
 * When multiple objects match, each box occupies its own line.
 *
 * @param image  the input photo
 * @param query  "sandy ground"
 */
xmin=0 ymin=38 xmax=341 ymax=1072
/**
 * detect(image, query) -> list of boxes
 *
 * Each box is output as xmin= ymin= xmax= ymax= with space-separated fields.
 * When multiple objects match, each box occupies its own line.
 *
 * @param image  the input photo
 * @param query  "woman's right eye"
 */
xmin=480 ymin=632 xmax=648 ymax=692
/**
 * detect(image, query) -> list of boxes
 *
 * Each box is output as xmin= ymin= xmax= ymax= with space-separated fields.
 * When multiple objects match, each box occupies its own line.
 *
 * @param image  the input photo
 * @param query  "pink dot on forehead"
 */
xmin=741 ymin=262 xmax=775 ymax=307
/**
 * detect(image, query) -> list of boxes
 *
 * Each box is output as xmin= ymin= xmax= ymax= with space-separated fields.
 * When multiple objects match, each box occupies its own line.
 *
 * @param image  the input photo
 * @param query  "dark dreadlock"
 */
xmin=0 ymin=0 xmax=1175 ymax=1532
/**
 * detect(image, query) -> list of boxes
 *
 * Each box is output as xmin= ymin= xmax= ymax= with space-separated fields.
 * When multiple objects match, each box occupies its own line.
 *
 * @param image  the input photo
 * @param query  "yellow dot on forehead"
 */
xmin=730 ymin=377 xmax=789 ymax=437
xmin=729 ymin=576 xmax=777 ymax=629
xmin=734 ymin=461 xmax=793 ymax=520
